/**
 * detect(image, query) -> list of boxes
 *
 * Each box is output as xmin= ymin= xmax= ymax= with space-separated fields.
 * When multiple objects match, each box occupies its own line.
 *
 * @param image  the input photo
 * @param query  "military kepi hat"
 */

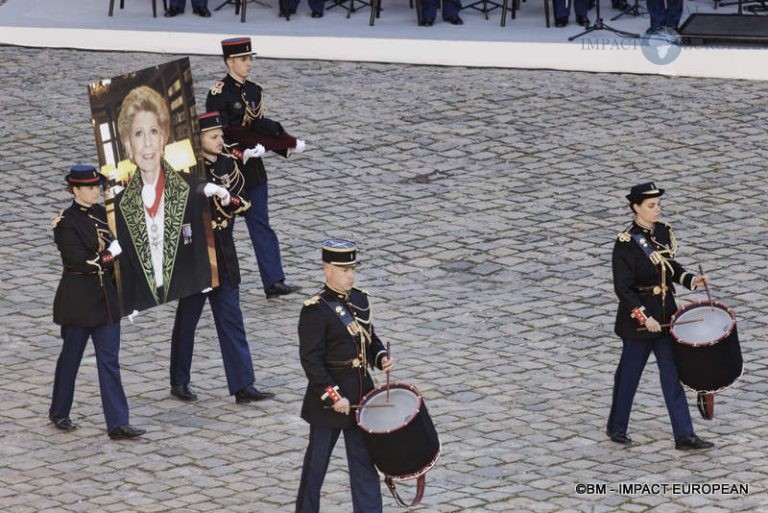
xmin=626 ymin=182 xmax=664 ymax=203
xmin=66 ymin=164 xmax=105 ymax=186
xmin=322 ymin=239 xmax=357 ymax=267
xmin=199 ymin=111 xmax=223 ymax=132
xmin=221 ymin=37 xmax=256 ymax=59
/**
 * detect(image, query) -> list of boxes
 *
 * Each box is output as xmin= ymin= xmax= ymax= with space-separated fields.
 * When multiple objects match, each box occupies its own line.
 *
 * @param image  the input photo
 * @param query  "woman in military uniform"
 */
xmin=50 ymin=165 xmax=144 ymax=440
xmin=607 ymin=182 xmax=713 ymax=451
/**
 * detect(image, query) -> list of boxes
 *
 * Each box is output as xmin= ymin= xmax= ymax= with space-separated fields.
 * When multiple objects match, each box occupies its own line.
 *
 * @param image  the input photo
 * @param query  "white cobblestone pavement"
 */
xmin=0 ymin=46 xmax=767 ymax=512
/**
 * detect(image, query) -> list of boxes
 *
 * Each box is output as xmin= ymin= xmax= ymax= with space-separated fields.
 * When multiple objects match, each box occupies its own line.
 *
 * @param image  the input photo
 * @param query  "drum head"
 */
xmin=671 ymin=302 xmax=735 ymax=347
xmin=358 ymin=386 xmax=420 ymax=434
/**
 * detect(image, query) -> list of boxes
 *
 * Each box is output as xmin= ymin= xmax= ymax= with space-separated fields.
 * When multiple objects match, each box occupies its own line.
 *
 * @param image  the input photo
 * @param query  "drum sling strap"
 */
xmin=385 ymin=475 xmax=426 ymax=508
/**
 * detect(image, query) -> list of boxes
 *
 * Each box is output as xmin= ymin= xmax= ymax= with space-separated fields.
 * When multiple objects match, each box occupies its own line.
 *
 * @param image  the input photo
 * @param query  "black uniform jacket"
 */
xmin=206 ymin=74 xmax=297 ymax=189
xmin=114 ymin=163 xmax=213 ymax=315
xmin=299 ymin=286 xmax=388 ymax=429
xmin=613 ymin=221 xmax=696 ymax=340
xmin=205 ymin=154 xmax=246 ymax=287
xmin=53 ymin=202 xmax=120 ymax=327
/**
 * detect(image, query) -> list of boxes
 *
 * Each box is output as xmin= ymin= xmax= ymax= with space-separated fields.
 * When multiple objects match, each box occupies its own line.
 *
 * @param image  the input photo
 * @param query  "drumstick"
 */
xmin=386 ymin=341 xmax=391 ymax=403
xmin=323 ymin=403 xmax=395 ymax=410
xmin=638 ymin=317 xmax=703 ymax=331
xmin=698 ymin=264 xmax=713 ymax=309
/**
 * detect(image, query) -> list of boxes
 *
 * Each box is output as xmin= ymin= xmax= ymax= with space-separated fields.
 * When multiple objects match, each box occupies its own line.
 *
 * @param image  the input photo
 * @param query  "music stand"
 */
xmin=215 ymin=0 xmax=272 ymax=23
xmin=568 ymin=0 xmax=639 ymax=41
xmin=463 ymin=0 xmax=503 ymax=19
xmin=610 ymin=0 xmax=647 ymax=20
xmin=326 ymin=0 xmax=371 ymax=18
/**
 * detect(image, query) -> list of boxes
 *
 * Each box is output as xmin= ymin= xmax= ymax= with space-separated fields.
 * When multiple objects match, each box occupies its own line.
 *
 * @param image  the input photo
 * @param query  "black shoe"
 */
xmin=49 ymin=413 xmax=77 ymax=431
xmin=444 ymin=16 xmax=463 ymax=25
xmin=675 ymin=434 xmax=714 ymax=450
xmin=554 ymin=17 xmax=568 ymax=27
xmin=235 ymin=385 xmax=275 ymax=404
xmin=606 ymin=429 xmax=632 ymax=444
xmin=193 ymin=7 xmax=211 ymax=16
xmin=108 ymin=425 xmax=146 ymax=440
xmin=170 ymin=384 xmax=198 ymax=402
xmin=265 ymin=281 xmax=301 ymax=299
xmin=419 ymin=19 xmax=434 ymax=26
xmin=576 ymin=14 xmax=589 ymax=26
xmin=612 ymin=0 xmax=628 ymax=7
xmin=164 ymin=7 xmax=184 ymax=16
xmin=311 ymin=10 xmax=323 ymax=17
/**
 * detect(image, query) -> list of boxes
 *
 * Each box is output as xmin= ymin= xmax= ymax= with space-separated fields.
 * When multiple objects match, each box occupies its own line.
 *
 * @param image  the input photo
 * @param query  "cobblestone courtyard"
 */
xmin=0 ymin=46 xmax=767 ymax=512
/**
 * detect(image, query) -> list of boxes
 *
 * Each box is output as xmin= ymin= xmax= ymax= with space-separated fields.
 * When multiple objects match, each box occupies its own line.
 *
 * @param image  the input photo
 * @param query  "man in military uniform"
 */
xmin=206 ymin=37 xmax=304 ymax=300
xmin=607 ymin=182 xmax=713 ymax=450
xmin=169 ymin=112 xmax=275 ymax=404
xmin=50 ymin=165 xmax=145 ymax=440
xmin=295 ymin=240 xmax=395 ymax=513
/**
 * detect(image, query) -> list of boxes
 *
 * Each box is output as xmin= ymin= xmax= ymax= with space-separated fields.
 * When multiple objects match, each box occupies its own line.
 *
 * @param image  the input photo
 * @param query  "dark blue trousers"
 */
xmin=554 ymin=0 xmax=589 ymax=18
xmin=50 ymin=324 xmax=129 ymax=433
xmin=307 ymin=0 xmax=324 ymax=13
xmin=646 ymin=0 xmax=682 ymax=30
xmin=170 ymin=283 xmax=255 ymax=395
xmin=607 ymin=335 xmax=693 ymax=440
xmin=295 ymin=425 xmax=383 ymax=513
xmin=421 ymin=0 xmax=462 ymax=21
xmin=243 ymin=185 xmax=286 ymax=292
xmin=169 ymin=0 xmax=207 ymax=8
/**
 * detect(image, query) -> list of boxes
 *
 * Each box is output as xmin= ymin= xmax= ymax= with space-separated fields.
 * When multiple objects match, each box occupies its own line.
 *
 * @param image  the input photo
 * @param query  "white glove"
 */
xmin=242 ymin=144 xmax=266 ymax=163
xmin=203 ymin=183 xmax=231 ymax=206
xmin=201 ymin=287 xmax=213 ymax=294
xmin=107 ymin=239 xmax=122 ymax=257
xmin=294 ymin=139 xmax=306 ymax=153
xmin=127 ymin=310 xmax=139 ymax=323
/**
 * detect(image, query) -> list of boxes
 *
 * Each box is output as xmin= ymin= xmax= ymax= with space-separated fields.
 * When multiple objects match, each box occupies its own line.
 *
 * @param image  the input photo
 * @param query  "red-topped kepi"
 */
xmin=198 ymin=111 xmax=223 ymax=132
xmin=65 ymin=164 xmax=105 ymax=186
xmin=221 ymin=37 xmax=256 ymax=59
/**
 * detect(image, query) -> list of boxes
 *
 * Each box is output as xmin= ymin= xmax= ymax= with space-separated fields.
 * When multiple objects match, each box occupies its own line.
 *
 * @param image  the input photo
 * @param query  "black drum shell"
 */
xmin=357 ymin=384 xmax=440 ymax=479
xmin=671 ymin=302 xmax=743 ymax=393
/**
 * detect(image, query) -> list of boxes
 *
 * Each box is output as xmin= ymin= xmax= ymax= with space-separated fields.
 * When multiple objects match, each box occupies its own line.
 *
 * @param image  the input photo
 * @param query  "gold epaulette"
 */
xmin=617 ymin=232 xmax=631 ymax=243
xmin=210 ymin=81 xmax=224 ymax=95
xmin=51 ymin=210 xmax=65 ymax=229
xmin=304 ymin=295 xmax=321 ymax=307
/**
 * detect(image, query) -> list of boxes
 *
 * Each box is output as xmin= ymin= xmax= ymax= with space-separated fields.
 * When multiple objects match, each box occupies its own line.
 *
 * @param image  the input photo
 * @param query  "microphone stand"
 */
xmin=568 ymin=0 xmax=640 ymax=41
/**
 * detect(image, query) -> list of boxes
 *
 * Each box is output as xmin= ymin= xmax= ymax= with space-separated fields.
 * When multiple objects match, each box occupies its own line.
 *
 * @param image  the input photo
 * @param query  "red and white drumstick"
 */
xmin=638 ymin=317 xmax=703 ymax=331
xmin=386 ymin=341 xmax=391 ymax=403
xmin=323 ymin=403 xmax=395 ymax=410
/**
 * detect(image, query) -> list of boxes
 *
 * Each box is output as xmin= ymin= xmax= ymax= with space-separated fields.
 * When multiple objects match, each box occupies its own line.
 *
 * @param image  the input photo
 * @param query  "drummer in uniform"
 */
xmin=295 ymin=240 xmax=395 ymax=513
xmin=607 ymin=182 xmax=714 ymax=450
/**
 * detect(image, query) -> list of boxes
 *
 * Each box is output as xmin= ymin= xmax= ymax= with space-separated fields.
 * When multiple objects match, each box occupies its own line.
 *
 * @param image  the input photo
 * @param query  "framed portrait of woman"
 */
xmin=88 ymin=58 xmax=218 ymax=316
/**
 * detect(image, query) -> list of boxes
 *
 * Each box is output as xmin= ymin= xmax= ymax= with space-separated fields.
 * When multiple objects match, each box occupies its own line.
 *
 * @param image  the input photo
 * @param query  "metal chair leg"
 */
xmin=109 ymin=0 xmax=115 ymax=15
xmin=241 ymin=0 xmax=247 ymax=21
xmin=500 ymin=0 xmax=507 ymax=26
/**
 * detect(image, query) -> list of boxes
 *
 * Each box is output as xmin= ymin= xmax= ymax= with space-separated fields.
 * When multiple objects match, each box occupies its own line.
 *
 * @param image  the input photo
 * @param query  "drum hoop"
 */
xmin=681 ymin=367 xmax=743 ymax=395
xmin=356 ymin=382 xmax=423 ymax=434
xmin=670 ymin=299 xmax=736 ymax=347
xmin=378 ymin=441 xmax=442 ymax=482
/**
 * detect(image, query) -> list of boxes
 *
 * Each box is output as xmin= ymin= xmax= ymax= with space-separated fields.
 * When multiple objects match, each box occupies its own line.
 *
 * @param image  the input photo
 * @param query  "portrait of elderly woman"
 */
xmin=113 ymin=85 xmax=218 ymax=314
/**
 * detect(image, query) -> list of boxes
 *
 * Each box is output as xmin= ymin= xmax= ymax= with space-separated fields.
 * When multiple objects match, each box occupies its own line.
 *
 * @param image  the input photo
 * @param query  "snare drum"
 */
xmin=670 ymin=300 xmax=743 ymax=393
xmin=356 ymin=383 xmax=440 ymax=507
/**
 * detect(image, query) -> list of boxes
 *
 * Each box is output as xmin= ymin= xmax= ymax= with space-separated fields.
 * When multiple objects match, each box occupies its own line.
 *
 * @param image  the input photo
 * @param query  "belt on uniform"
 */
xmin=325 ymin=358 xmax=362 ymax=370
xmin=63 ymin=269 xmax=98 ymax=275
xmin=634 ymin=285 xmax=668 ymax=296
